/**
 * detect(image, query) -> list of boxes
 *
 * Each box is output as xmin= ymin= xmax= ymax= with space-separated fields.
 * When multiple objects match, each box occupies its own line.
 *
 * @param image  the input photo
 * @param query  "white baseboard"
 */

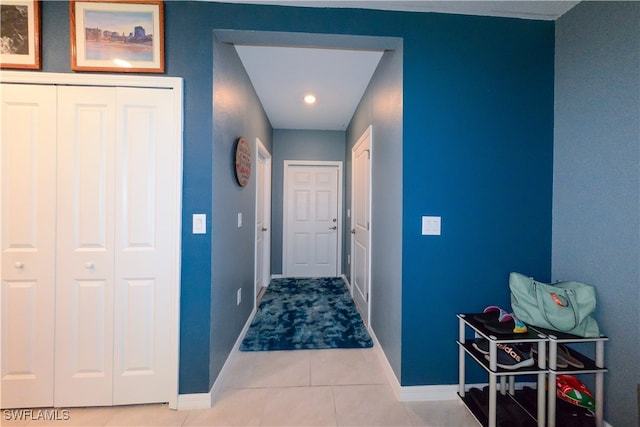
xmin=369 ymin=329 xmax=462 ymax=402
xmin=400 ymin=384 xmax=459 ymax=402
xmin=369 ymin=329 xmax=540 ymax=402
xmin=176 ymin=306 xmax=257 ymax=411
xmin=208 ymin=306 xmax=258 ymax=405
xmin=176 ymin=392 xmax=212 ymax=410
xmin=368 ymin=328 xmax=402 ymax=399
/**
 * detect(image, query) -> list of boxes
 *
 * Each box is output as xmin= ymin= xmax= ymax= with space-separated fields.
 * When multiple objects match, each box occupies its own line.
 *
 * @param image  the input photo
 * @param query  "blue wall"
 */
xmin=400 ymin=13 xmax=554 ymax=385
xmin=271 ymin=129 xmax=346 ymax=275
xmin=554 ymin=2 xmax=640 ymax=426
xmin=36 ymin=1 xmax=554 ymax=393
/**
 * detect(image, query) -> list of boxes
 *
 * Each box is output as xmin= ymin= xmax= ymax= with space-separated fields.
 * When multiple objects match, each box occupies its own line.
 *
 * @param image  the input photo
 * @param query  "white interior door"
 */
xmin=54 ymin=86 xmax=174 ymax=407
xmin=1 ymin=84 xmax=57 ymax=408
xmin=112 ymin=87 xmax=173 ymax=405
xmin=55 ymin=86 xmax=116 ymax=407
xmin=255 ymin=139 xmax=271 ymax=300
xmin=284 ymin=162 xmax=342 ymax=278
xmin=351 ymin=126 xmax=372 ymax=325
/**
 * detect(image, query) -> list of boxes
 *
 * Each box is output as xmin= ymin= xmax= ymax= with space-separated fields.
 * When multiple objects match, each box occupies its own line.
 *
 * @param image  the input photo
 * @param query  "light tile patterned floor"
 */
xmin=3 ymin=347 xmax=479 ymax=427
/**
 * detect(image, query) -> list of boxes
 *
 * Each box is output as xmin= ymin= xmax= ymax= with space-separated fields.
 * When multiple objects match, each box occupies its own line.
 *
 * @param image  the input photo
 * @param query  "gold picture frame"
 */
xmin=0 ymin=0 xmax=41 ymax=69
xmin=70 ymin=0 xmax=164 ymax=73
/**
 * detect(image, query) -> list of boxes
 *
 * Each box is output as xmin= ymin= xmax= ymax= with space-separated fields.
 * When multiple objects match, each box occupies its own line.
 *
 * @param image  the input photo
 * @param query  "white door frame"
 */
xmin=282 ymin=160 xmax=343 ymax=277
xmin=0 ymin=71 xmax=183 ymax=410
xmin=350 ymin=125 xmax=373 ymax=326
xmin=254 ymin=138 xmax=271 ymax=305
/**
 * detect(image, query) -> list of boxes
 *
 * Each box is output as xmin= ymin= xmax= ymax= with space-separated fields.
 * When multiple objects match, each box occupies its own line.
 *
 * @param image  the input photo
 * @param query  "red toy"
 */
xmin=556 ymin=374 xmax=595 ymax=411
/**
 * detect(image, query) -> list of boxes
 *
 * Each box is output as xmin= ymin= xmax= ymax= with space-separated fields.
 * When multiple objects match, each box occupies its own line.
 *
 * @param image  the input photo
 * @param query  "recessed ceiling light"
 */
xmin=304 ymin=94 xmax=317 ymax=104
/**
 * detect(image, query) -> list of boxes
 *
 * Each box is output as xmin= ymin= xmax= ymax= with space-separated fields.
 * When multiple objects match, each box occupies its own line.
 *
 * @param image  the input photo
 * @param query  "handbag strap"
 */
xmin=534 ymin=283 xmax=579 ymax=331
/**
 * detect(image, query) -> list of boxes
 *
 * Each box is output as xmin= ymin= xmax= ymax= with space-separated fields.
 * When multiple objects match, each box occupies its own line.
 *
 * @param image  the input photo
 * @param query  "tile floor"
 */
xmin=2 ymin=346 xmax=478 ymax=427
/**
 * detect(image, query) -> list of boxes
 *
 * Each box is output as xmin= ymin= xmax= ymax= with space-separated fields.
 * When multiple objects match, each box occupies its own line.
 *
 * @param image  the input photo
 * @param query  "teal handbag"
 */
xmin=509 ymin=272 xmax=600 ymax=337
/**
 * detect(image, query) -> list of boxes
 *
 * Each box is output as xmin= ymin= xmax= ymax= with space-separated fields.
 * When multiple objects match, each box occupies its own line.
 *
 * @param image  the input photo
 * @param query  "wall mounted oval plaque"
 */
xmin=234 ymin=137 xmax=251 ymax=187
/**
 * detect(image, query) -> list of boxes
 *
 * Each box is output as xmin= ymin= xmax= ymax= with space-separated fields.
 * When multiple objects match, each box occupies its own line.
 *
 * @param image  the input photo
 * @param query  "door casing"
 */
xmin=350 ymin=125 xmax=372 ymax=326
xmin=282 ymin=160 xmax=343 ymax=278
xmin=255 ymin=138 xmax=272 ymax=304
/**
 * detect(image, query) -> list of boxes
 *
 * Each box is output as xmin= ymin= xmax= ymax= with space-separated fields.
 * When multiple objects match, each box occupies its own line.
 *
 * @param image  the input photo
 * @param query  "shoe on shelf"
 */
xmin=484 ymin=342 xmax=535 ymax=370
xmin=557 ymin=344 xmax=585 ymax=369
xmin=483 ymin=313 xmax=528 ymax=335
xmin=472 ymin=306 xmax=510 ymax=324
xmin=532 ymin=343 xmax=569 ymax=368
xmin=472 ymin=306 xmax=528 ymax=335
xmin=472 ymin=338 xmax=489 ymax=355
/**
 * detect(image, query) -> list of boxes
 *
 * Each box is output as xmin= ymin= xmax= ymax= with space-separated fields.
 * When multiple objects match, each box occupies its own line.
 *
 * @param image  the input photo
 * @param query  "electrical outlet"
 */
xmin=237 ymin=288 xmax=241 ymax=306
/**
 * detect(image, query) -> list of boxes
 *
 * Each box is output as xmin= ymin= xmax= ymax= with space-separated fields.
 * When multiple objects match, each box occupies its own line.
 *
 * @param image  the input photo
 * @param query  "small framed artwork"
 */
xmin=70 ymin=0 xmax=164 ymax=73
xmin=235 ymin=137 xmax=252 ymax=187
xmin=0 ymin=0 xmax=41 ymax=69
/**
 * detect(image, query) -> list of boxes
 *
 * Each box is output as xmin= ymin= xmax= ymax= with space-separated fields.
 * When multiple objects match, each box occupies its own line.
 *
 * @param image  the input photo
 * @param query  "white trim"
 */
xmin=350 ymin=125 xmax=373 ymax=326
xmin=177 ymin=304 xmax=257 ymax=411
xmin=0 ymin=70 xmax=182 ymax=89
xmin=254 ymin=138 xmax=272 ymax=310
xmin=369 ymin=327 xmax=402 ymax=400
xmin=0 ymin=71 xmax=183 ymax=410
xmin=167 ymin=76 xmax=184 ymax=412
xmin=177 ymin=392 xmax=212 ymax=411
xmin=209 ymin=306 xmax=258 ymax=406
xmin=400 ymin=385 xmax=459 ymax=402
xmin=282 ymin=160 xmax=343 ymax=277
xmin=370 ymin=328 xmax=528 ymax=402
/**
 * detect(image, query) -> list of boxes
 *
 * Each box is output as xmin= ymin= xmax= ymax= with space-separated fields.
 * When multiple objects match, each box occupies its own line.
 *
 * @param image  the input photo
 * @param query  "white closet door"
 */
xmin=112 ymin=87 xmax=173 ymax=405
xmin=1 ymin=84 xmax=57 ymax=408
xmin=54 ymin=86 xmax=173 ymax=406
xmin=55 ymin=86 xmax=116 ymax=407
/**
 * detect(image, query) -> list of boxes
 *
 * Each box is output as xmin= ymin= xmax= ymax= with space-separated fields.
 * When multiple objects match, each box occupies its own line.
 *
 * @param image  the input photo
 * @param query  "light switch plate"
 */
xmin=422 ymin=216 xmax=441 ymax=235
xmin=237 ymin=213 xmax=243 ymax=228
xmin=193 ymin=214 xmax=206 ymax=234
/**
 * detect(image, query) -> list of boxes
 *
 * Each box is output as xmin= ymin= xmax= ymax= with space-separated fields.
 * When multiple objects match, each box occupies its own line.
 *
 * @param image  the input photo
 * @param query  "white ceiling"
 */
xmin=235 ymin=45 xmax=384 ymax=130
xmin=228 ymin=1 xmax=580 ymax=130
xmin=226 ymin=1 xmax=580 ymax=20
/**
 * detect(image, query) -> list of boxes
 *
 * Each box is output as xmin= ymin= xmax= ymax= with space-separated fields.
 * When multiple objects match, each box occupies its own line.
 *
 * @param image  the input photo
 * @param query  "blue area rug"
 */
xmin=240 ymin=277 xmax=373 ymax=351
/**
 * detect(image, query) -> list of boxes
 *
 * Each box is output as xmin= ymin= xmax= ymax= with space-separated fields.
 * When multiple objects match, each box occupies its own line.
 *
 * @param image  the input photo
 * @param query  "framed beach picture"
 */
xmin=0 ymin=0 xmax=41 ymax=69
xmin=70 ymin=0 xmax=164 ymax=73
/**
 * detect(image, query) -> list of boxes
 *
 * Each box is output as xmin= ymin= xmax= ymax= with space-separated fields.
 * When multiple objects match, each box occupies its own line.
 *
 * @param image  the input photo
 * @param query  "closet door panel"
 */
xmin=55 ymin=86 xmax=115 ymax=407
xmin=0 ymin=84 xmax=56 ymax=408
xmin=113 ymin=88 xmax=173 ymax=404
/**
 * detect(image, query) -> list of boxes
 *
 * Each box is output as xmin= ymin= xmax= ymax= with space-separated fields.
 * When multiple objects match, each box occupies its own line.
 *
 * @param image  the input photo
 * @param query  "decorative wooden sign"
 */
xmin=234 ymin=137 xmax=251 ymax=187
